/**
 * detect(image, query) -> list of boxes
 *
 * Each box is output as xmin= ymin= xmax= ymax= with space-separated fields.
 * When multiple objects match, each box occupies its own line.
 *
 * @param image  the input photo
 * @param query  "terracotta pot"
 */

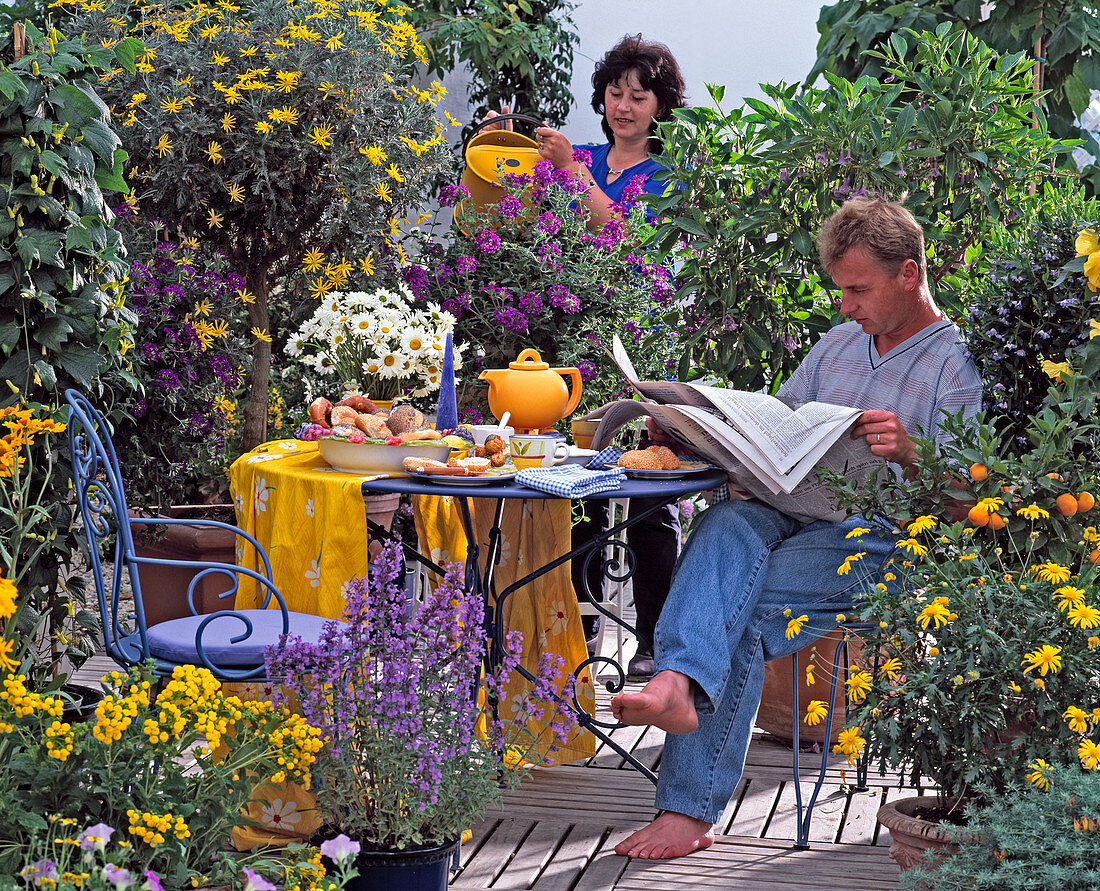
xmin=876 ymin=795 xmax=966 ymax=872
xmin=757 ymin=629 xmax=865 ymax=746
xmin=363 ymin=492 xmax=402 ymax=561
xmin=132 ymin=505 xmax=239 ymax=625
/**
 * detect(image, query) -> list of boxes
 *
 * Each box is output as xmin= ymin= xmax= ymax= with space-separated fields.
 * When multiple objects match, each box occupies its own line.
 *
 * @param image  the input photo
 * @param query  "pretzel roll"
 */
xmin=337 ymin=394 xmax=378 ymax=414
xmin=386 ymin=404 xmax=426 ymax=435
xmin=308 ymin=397 xmax=333 ymax=429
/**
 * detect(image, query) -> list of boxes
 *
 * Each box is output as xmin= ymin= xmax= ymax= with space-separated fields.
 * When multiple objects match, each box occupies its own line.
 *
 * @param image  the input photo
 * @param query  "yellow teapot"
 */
xmin=478 ymin=348 xmax=583 ymax=432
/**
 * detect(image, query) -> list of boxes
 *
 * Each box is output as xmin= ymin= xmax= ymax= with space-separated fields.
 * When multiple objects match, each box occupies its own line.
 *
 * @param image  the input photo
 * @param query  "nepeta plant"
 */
xmin=265 ymin=543 xmax=578 ymax=850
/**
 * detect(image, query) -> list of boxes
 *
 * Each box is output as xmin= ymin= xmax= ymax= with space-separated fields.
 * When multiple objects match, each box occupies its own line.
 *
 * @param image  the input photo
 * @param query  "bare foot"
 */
xmin=614 ymin=811 xmax=715 ymax=859
xmin=610 ymin=670 xmax=698 ymax=734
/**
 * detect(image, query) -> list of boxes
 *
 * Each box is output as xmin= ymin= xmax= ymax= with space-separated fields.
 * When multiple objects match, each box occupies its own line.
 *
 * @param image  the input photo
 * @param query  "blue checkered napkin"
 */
xmin=586 ymin=446 xmax=625 ymax=469
xmin=515 ymin=463 xmax=626 ymax=497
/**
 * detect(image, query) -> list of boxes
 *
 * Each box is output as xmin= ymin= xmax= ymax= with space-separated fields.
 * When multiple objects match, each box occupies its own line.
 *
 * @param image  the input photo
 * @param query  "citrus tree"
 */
xmin=67 ymin=0 xmax=456 ymax=449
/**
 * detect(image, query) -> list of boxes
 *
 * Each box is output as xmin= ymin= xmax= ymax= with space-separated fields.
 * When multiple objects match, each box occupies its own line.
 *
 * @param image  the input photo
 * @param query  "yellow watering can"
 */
xmin=454 ymin=113 xmax=543 ymax=233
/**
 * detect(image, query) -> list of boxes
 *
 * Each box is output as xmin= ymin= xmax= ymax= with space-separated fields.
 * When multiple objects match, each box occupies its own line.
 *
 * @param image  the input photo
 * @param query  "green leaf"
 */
xmin=113 ymin=37 xmax=144 ymax=73
xmin=1063 ymin=69 xmax=1091 ymax=117
xmin=80 ymin=119 xmax=121 ymax=165
xmin=0 ymin=68 xmax=26 ymax=102
xmin=672 ymin=216 xmax=710 ymax=238
xmin=32 ymin=358 xmax=57 ymax=390
xmin=55 ymin=344 xmax=104 ymax=388
xmin=93 ymin=148 xmax=129 ymax=194
xmin=49 ymin=82 xmax=108 ymax=127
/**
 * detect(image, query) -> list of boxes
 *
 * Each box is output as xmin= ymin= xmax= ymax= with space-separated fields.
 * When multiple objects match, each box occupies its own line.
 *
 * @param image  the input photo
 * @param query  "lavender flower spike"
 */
xmin=320 ymin=834 xmax=362 ymax=865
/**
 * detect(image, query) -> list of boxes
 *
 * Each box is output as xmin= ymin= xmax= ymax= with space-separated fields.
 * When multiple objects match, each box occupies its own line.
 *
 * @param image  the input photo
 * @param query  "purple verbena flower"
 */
xmin=476 ymin=229 xmax=502 ymax=255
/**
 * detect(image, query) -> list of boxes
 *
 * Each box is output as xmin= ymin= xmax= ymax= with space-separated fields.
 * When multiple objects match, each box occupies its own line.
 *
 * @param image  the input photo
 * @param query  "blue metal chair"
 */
xmin=65 ymin=389 xmax=333 ymax=681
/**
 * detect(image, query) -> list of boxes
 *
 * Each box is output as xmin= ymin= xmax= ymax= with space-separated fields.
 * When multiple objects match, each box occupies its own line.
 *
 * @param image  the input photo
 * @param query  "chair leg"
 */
xmin=791 ymin=633 xmax=849 ymax=850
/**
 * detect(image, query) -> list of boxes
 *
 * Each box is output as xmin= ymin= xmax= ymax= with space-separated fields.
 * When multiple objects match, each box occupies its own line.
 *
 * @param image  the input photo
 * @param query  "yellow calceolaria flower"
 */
xmin=1064 ymin=706 xmax=1091 ymax=733
xmin=1079 ymin=739 xmax=1100 ymax=770
xmin=1033 ymin=563 xmax=1072 ymax=584
xmin=1027 ymin=758 xmax=1051 ymax=789
xmin=1022 ymin=644 xmax=1063 ymax=676
xmin=1089 ymin=319 xmax=1100 ymax=340
xmin=833 ymin=727 xmax=866 ymax=765
xmin=1016 ymin=504 xmax=1049 ymax=520
xmin=785 ymin=614 xmax=808 ymax=639
xmin=845 ymin=669 xmax=872 ymax=703
xmin=804 ymin=700 xmax=829 ymax=726
xmin=907 ymin=515 xmax=938 ymax=535
xmin=1068 ymin=603 xmax=1100 ymax=630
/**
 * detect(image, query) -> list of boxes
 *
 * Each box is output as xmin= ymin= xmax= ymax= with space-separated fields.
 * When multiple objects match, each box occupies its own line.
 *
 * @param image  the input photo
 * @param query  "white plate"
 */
xmin=622 ymin=463 xmax=712 ymax=480
xmin=408 ymin=469 xmax=518 ymax=486
xmin=317 ymin=438 xmax=452 ymax=474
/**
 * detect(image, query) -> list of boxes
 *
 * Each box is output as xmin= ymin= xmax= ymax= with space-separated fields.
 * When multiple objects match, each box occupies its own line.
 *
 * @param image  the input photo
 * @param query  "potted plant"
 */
xmin=827 ymin=311 xmax=1100 ymax=870
xmin=897 ymin=762 xmax=1100 ymax=889
xmin=265 ymin=542 xmax=579 ymax=890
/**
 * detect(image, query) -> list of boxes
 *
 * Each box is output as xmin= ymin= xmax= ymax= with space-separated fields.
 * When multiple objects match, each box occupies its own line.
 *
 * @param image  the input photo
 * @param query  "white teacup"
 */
xmin=469 ymin=424 xmax=515 ymax=446
xmin=509 ymin=434 xmax=568 ymax=470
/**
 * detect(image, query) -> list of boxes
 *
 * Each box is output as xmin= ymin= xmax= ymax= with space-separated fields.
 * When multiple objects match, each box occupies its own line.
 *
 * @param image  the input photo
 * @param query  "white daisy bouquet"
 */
xmin=287 ymin=285 xmax=462 ymax=402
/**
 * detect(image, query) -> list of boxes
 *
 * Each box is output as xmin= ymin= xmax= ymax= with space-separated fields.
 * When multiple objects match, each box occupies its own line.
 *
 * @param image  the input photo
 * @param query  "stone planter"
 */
xmin=132 ymin=505 xmax=239 ymax=625
xmin=757 ymin=629 xmax=865 ymax=746
xmin=876 ymin=795 xmax=966 ymax=871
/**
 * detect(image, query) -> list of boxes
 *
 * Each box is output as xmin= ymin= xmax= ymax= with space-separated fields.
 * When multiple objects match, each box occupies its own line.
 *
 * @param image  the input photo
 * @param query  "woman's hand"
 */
xmin=481 ymin=104 xmax=512 ymax=132
xmin=535 ymin=124 xmax=577 ymax=172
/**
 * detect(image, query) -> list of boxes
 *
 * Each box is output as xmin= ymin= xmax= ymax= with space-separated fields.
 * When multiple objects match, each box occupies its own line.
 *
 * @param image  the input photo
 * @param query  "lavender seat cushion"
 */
xmin=145 ymin=610 xmax=332 ymax=667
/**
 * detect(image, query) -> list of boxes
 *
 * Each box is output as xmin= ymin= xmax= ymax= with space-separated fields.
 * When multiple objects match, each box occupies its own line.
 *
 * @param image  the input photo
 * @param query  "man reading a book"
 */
xmin=610 ymin=197 xmax=983 ymax=860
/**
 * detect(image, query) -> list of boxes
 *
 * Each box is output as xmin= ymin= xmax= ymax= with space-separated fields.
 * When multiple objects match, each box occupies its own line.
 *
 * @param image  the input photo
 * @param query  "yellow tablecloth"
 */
xmin=225 ymin=441 xmax=596 ymax=848
xmin=414 ymin=495 xmax=597 ymax=765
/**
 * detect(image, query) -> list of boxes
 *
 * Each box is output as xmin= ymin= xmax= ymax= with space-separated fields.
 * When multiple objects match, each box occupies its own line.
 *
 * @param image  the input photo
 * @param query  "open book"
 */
xmin=580 ymin=337 xmax=885 ymax=523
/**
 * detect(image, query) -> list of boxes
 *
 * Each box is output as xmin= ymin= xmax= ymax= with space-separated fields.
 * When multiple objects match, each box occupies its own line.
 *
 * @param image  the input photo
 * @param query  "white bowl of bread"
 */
xmin=318 ymin=438 xmax=452 ymax=474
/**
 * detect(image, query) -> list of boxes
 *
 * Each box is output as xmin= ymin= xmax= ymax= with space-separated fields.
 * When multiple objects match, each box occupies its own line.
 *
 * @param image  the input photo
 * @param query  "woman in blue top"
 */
xmin=492 ymin=34 xmax=686 ymax=227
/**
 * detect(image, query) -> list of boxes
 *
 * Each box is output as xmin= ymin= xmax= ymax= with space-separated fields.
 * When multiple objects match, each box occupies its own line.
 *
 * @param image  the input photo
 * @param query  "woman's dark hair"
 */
xmin=591 ymin=34 xmax=685 ymax=151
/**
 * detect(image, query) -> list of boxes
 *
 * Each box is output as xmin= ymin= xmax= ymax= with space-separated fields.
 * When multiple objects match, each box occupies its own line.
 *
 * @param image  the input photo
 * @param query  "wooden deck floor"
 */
xmin=72 ymin=658 xmax=911 ymax=890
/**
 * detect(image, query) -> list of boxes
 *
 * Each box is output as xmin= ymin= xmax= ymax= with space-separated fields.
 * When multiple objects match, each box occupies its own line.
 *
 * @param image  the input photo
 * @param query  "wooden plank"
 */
xmin=722 ymin=776 xmax=778 ymax=838
xmin=491 ymin=820 xmax=572 ymax=890
xmin=766 ymin=780 xmax=848 ymax=844
xmin=838 ymin=786 xmax=888 ymax=845
xmin=530 ymin=823 xmax=608 ymax=891
xmin=569 ymin=839 xmax=629 ymax=891
xmin=450 ymin=817 xmax=534 ymax=888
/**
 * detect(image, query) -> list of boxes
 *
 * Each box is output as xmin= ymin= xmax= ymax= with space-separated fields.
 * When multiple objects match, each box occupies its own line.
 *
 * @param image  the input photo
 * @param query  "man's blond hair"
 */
xmin=816 ymin=197 xmax=927 ymax=284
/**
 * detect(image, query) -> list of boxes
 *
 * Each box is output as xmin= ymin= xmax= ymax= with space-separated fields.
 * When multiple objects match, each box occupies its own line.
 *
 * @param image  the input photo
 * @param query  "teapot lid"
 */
xmin=508 ymin=348 xmax=549 ymax=371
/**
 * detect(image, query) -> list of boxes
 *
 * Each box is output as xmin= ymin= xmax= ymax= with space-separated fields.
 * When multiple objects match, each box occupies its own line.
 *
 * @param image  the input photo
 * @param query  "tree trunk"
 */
xmin=241 ymin=266 xmax=271 ymax=452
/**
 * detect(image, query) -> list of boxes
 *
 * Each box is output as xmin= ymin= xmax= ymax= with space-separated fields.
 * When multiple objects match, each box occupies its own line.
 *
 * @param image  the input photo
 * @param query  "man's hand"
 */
xmin=851 ymin=409 xmax=918 ymax=472
xmin=643 ymin=417 xmax=698 ymax=457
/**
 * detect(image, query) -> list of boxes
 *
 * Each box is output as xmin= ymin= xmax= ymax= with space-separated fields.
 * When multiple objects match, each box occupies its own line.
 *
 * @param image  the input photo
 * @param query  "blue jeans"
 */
xmin=653 ymin=500 xmax=895 ymax=823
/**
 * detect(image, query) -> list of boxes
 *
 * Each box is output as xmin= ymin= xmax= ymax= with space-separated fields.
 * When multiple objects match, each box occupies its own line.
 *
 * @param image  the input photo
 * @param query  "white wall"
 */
xmin=563 ymin=0 xmax=824 ymax=144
